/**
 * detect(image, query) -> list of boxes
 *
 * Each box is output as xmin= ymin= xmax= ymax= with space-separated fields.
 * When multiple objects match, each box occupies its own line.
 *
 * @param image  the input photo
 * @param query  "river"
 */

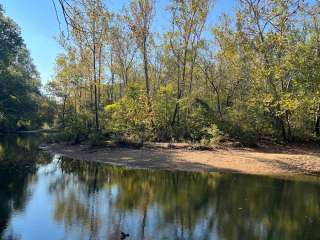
xmin=0 ymin=134 xmax=319 ymax=240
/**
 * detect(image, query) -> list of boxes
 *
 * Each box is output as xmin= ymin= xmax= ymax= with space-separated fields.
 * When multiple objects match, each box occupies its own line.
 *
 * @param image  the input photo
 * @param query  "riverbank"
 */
xmin=40 ymin=141 xmax=320 ymax=177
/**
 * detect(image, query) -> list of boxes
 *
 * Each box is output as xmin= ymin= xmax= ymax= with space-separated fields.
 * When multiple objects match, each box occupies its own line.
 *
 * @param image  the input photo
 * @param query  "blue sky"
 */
xmin=1 ymin=0 xmax=235 ymax=84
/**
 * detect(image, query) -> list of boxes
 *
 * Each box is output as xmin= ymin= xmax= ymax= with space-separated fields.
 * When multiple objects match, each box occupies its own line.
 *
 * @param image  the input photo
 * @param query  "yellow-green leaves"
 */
xmin=104 ymin=103 xmax=119 ymax=112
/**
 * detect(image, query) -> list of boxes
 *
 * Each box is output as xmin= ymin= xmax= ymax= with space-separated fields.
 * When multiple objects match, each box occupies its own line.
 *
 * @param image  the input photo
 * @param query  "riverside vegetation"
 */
xmin=2 ymin=0 xmax=320 ymax=148
xmin=3 ymin=2 xmax=320 ymax=239
xmin=0 ymin=5 xmax=56 ymax=132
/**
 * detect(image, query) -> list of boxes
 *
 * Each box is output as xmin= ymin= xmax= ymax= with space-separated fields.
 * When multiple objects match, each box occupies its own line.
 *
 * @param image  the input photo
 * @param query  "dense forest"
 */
xmin=3 ymin=0 xmax=320 ymax=145
xmin=0 ymin=5 xmax=55 ymax=132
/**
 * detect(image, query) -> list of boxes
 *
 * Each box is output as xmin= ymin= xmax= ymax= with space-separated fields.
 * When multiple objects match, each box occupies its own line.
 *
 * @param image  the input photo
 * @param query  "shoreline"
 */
xmin=40 ymin=142 xmax=320 ymax=177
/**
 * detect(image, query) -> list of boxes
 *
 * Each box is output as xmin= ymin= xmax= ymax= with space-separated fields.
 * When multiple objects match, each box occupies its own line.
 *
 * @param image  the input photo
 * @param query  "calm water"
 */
xmin=1 ymin=135 xmax=320 ymax=240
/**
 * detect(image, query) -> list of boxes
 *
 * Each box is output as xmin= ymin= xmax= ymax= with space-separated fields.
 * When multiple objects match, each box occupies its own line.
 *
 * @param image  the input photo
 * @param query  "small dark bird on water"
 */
xmin=120 ymin=231 xmax=129 ymax=240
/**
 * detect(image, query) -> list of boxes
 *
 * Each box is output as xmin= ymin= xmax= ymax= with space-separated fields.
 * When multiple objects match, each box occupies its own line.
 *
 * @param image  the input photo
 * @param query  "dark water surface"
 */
xmin=1 ymin=134 xmax=320 ymax=240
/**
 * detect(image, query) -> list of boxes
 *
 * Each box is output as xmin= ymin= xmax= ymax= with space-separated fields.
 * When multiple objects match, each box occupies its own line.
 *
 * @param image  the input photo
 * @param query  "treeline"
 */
xmin=0 ymin=6 xmax=55 ymax=132
xmin=49 ymin=0 xmax=320 ymax=144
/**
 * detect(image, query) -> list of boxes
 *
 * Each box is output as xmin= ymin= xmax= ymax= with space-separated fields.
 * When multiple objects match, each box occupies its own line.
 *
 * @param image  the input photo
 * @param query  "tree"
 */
xmin=0 ymin=5 xmax=43 ymax=132
xmin=126 ymin=0 xmax=154 ymax=100
xmin=49 ymin=0 xmax=320 ymax=143
xmin=109 ymin=15 xmax=137 ymax=98
xmin=57 ymin=0 xmax=110 ymax=131
xmin=167 ymin=0 xmax=212 ymax=127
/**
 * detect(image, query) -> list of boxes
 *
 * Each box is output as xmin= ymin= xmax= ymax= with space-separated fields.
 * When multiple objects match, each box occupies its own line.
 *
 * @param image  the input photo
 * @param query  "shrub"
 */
xmin=104 ymin=83 xmax=155 ymax=143
xmin=55 ymin=112 xmax=91 ymax=143
xmin=200 ymin=124 xmax=224 ymax=146
xmin=88 ymin=132 xmax=106 ymax=146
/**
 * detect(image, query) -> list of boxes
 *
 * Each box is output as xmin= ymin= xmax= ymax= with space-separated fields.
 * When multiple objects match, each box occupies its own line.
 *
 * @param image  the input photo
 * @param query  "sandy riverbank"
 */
xmin=41 ymin=142 xmax=320 ymax=176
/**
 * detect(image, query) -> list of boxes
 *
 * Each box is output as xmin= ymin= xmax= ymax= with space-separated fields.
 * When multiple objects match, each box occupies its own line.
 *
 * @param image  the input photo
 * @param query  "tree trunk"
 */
xmin=279 ymin=117 xmax=287 ymax=141
xmin=62 ymin=96 xmax=67 ymax=128
xmin=98 ymin=44 xmax=102 ymax=107
xmin=142 ymin=37 xmax=150 ymax=99
xmin=93 ymin=28 xmax=100 ymax=131
xmin=315 ymin=104 xmax=320 ymax=136
xmin=171 ymin=63 xmax=181 ymax=127
xmin=110 ymin=70 xmax=115 ymax=103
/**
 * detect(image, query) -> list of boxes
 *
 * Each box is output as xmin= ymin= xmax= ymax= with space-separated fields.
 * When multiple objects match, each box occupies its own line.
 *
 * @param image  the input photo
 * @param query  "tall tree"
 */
xmin=0 ymin=5 xmax=42 ymax=131
xmin=126 ymin=0 xmax=154 ymax=100
xmin=167 ymin=0 xmax=212 ymax=126
xmin=58 ymin=0 xmax=110 ymax=131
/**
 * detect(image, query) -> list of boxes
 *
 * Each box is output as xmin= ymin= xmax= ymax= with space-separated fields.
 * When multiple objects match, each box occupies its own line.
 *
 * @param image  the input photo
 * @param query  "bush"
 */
xmin=104 ymin=84 xmax=155 ymax=143
xmin=88 ymin=132 xmax=106 ymax=146
xmin=200 ymin=124 xmax=224 ymax=146
xmin=46 ymin=112 xmax=91 ymax=144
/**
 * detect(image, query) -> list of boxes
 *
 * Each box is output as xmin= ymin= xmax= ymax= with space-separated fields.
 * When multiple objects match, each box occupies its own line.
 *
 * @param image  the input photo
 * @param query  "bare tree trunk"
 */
xmin=90 ymin=83 xmax=93 ymax=107
xmin=93 ymin=29 xmax=100 ymax=131
xmin=98 ymin=44 xmax=102 ymax=106
xmin=143 ymin=37 xmax=150 ymax=99
xmin=188 ymin=49 xmax=197 ymax=94
xmin=172 ymin=44 xmax=188 ymax=128
xmin=110 ymin=71 xmax=115 ymax=103
xmin=109 ymin=52 xmax=115 ymax=102
xmin=171 ymin=63 xmax=181 ymax=127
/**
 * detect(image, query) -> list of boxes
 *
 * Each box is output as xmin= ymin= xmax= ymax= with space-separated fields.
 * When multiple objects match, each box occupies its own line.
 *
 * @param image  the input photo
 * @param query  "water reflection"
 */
xmin=0 ymin=134 xmax=51 ymax=240
xmin=0 ymin=135 xmax=320 ymax=239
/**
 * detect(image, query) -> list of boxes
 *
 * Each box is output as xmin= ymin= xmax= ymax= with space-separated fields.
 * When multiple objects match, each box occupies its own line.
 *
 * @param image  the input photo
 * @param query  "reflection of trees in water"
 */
xmin=0 ymin=134 xmax=51 ymax=240
xmin=0 ymin=136 xmax=319 ymax=240
xmin=0 ymin=166 xmax=30 ymax=240
xmin=214 ymin=176 xmax=320 ymax=240
xmin=53 ymin=159 xmax=320 ymax=240
xmin=50 ymin=160 xmax=108 ymax=240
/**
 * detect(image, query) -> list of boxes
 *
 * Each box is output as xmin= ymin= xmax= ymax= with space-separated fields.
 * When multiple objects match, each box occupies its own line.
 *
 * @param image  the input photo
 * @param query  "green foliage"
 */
xmin=0 ymin=6 xmax=22 ymax=68
xmin=0 ymin=6 xmax=47 ymax=132
xmin=65 ymin=112 xmax=92 ymax=143
xmin=200 ymin=124 xmax=223 ymax=146
xmin=47 ymin=0 xmax=320 ymax=144
xmin=88 ymin=132 xmax=106 ymax=146
xmin=105 ymin=83 xmax=155 ymax=142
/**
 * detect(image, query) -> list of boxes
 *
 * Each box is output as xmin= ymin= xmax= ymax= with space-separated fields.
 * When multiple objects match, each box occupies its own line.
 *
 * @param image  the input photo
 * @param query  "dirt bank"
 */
xmin=41 ymin=142 xmax=320 ymax=176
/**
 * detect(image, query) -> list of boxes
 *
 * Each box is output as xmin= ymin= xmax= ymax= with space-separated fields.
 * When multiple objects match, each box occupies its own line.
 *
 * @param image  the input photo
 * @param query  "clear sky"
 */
xmin=1 ymin=0 xmax=235 ymax=85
